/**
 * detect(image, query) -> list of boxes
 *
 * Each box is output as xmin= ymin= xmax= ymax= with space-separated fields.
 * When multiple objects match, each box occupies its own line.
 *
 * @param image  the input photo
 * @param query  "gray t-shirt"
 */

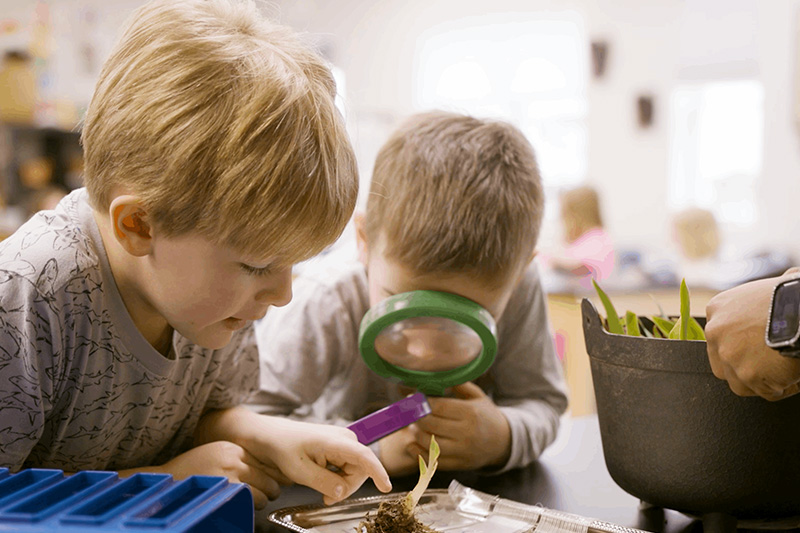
xmin=0 ymin=189 xmax=258 ymax=472
xmin=250 ymin=260 xmax=568 ymax=472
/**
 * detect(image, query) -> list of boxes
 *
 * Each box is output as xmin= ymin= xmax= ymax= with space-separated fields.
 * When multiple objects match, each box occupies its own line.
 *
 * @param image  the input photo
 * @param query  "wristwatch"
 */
xmin=766 ymin=277 xmax=800 ymax=357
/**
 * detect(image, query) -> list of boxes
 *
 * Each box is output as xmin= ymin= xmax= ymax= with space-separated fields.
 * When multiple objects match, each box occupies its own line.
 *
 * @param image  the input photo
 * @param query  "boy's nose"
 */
xmin=254 ymin=268 xmax=293 ymax=308
xmin=404 ymin=334 xmax=439 ymax=368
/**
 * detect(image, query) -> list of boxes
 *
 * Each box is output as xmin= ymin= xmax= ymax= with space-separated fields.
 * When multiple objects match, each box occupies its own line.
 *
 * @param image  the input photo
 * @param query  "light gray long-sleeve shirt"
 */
xmin=250 ymin=260 xmax=568 ymax=473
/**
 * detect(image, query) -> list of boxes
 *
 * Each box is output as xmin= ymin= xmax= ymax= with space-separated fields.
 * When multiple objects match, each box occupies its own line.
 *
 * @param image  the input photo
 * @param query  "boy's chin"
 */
xmin=182 ymin=328 xmax=237 ymax=351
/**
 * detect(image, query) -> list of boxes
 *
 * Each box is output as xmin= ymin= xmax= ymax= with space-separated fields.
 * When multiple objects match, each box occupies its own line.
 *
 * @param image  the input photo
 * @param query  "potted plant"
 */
xmin=583 ymin=280 xmax=800 ymax=530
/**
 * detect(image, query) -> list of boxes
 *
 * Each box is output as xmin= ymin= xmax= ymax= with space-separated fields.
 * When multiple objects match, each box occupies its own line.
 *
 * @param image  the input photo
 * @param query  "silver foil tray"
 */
xmin=268 ymin=489 xmax=536 ymax=533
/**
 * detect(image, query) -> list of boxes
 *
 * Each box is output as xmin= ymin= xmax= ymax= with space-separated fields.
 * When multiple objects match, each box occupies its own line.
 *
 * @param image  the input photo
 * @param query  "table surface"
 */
xmin=254 ymin=415 xmax=703 ymax=533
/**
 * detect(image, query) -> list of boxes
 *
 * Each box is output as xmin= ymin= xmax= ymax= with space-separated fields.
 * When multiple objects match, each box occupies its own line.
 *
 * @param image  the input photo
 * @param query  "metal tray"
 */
xmin=268 ymin=489 xmax=536 ymax=533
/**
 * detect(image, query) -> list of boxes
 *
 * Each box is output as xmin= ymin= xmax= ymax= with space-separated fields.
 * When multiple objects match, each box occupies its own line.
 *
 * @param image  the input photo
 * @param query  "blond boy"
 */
xmin=253 ymin=111 xmax=569 ymax=475
xmin=0 ymin=0 xmax=391 ymax=508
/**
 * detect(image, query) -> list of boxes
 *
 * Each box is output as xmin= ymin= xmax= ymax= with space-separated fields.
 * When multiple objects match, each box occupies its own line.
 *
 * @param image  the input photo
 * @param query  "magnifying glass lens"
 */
xmin=373 ymin=316 xmax=483 ymax=372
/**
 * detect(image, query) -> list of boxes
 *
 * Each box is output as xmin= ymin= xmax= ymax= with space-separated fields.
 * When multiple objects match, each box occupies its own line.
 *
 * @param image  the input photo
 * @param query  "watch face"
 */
xmin=769 ymin=279 xmax=800 ymax=344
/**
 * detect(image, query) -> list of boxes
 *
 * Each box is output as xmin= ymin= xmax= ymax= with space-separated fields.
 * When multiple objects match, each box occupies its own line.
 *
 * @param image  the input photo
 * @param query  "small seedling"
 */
xmin=592 ymin=278 xmax=706 ymax=340
xmin=357 ymin=436 xmax=441 ymax=533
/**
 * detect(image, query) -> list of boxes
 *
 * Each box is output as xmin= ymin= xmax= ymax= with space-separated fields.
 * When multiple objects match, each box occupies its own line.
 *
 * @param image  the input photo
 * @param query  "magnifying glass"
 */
xmin=347 ymin=290 xmax=498 ymax=445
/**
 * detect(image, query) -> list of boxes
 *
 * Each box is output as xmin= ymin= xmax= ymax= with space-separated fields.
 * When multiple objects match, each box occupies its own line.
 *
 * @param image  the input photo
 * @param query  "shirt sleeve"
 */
xmin=0 ymin=270 xmax=62 ymax=471
xmin=249 ymin=274 xmax=359 ymax=420
xmin=204 ymin=325 xmax=260 ymax=411
xmin=483 ymin=264 xmax=569 ymax=473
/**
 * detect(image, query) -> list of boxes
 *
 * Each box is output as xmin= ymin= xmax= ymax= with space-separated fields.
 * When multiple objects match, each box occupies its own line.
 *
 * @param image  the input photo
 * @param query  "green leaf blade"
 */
xmin=592 ymin=279 xmax=623 ymax=334
xmin=651 ymin=316 xmax=676 ymax=337
xmin=679 ymin=278 xmax=690 ymax=340
xmin=625 ymin=311 xmax=642 ymax=336
xmin=688 ymin=317 xmax=706 ymax=341
xmin=407 ymin=435 xmax=440 ymax=511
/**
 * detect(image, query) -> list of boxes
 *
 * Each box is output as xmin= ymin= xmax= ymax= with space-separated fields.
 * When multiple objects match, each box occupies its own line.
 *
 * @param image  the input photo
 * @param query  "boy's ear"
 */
xmin=109 ymin=195 xmax=153 ymax=257
xmin=354 ymin=212 xmax=369 ymax=266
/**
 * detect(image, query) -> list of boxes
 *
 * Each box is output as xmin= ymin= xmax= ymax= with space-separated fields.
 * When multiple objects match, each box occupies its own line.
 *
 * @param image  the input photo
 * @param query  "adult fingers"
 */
xmin=723 ymin=374 xmax=758 ymax=397
xmin=778 ymin=382 xmax=800 ymax=400
xmin=704 ymin=336 xmax=726 ymax=380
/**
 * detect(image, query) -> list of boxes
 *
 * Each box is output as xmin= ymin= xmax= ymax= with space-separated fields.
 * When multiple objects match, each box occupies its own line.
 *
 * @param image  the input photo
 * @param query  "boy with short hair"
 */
xmin=0 ymin=0 xmax=390 ymax=508
xmin=252 ymin=110 xmax=569 ymax=475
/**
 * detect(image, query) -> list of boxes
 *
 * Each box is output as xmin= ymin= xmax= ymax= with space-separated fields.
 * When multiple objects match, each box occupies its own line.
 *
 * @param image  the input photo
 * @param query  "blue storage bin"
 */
xmin=0 ymin=468 xmax=253 ymax=532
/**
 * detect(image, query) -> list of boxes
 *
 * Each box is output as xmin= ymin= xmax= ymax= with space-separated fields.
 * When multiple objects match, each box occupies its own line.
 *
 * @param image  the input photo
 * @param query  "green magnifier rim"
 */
xmin=358 ymin=290 xmax=498 ymax=396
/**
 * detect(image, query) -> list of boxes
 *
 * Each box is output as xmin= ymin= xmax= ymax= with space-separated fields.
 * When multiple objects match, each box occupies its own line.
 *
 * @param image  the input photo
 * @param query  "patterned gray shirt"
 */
xmin=0 ymin=188 xmax=258 ymax=472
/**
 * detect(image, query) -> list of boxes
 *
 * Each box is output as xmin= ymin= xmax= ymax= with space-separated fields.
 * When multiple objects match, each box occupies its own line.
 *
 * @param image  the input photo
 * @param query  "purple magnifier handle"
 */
xmin=347 ymin=392 xmax=432 ymax=445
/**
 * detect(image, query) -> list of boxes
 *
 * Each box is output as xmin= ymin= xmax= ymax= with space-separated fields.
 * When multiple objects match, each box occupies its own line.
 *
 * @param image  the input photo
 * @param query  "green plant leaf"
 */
xmin=405 ymin=435 xmax=440 ymax=512
xmin=651 ymin=315 xmax=676 ymax=337
xmin=648 ymin=293 xmax=667 ymax=319
xmin=688 ymin=317 xmax=706 ymax=341
xmin=668 ymin=318 xmax=682 ymax=339
xmin=592 ymin=279 xmax=623 ymax=334
xmin=640 ymin=318 xmax=654 ymax=338
xmin=679 ymin=278 xmax=690 ymax=340
xmin=625 ymin=311 xmax=642 ymax=336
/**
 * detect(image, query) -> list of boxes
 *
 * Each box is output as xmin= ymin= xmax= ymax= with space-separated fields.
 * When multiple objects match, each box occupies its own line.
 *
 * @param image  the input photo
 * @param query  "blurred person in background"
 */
xmin=671 ymin=207 xmax=721 ymax=288
xmin=670 ymin=206 xmax=793 ymax=291
xmin=541 ymin=185 xmax=614 ymax=288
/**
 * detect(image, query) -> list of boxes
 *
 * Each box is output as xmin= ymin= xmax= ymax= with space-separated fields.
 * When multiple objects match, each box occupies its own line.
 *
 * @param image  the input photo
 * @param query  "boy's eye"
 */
xmin=240 ymin=263 xmax=273 ymax=277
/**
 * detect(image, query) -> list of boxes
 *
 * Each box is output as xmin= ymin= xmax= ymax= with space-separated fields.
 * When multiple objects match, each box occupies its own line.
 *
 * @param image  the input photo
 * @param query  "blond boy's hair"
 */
xmin=365 ymin=111 xmax=543 ymax=285
xmin=559 ymin=185 xmax=604 ymax=243
xmin=82 ymin=0 xmax=357 ymax=264
xmin=673 ymin=207 xmax=720 ymax=260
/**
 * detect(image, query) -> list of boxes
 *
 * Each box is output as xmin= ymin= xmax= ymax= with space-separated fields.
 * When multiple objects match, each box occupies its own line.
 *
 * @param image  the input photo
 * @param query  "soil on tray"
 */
xmin=356 ymin=499 xmax=440 ymax=533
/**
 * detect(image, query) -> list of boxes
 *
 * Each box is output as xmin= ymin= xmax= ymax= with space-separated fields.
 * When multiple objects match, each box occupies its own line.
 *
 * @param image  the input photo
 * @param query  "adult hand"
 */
xmin=406 ymin=382 xmax=511 ymax=470
xmin=152 ymin=441 xmax=284 ymax=509
xmin=705 ymin=268 xmax=800 ymax=401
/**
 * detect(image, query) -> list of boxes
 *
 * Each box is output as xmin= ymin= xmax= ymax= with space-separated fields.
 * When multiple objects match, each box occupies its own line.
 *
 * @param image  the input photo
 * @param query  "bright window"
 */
xmin=668 ymin=80 xmax=764 ymax=226
xmin=414 ymin=15 xmax=588 ymax=191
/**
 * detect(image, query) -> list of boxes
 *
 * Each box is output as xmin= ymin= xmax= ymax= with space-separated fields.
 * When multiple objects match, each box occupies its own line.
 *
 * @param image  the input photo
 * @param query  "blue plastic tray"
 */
xmin=0 ymin=468 xmax=253 ymax=532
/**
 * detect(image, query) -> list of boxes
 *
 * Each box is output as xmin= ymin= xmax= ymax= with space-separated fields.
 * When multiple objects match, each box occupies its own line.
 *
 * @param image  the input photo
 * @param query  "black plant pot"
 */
xmin=581 ymin=298 xmax=800 ymax=527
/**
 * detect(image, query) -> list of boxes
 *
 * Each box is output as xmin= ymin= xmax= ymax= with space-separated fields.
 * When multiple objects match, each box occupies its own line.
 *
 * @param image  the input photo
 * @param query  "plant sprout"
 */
xmin=592 ymin=278 xmax=706 ymax=341
xmin=357 ymin=436 xmax=441 ymax=533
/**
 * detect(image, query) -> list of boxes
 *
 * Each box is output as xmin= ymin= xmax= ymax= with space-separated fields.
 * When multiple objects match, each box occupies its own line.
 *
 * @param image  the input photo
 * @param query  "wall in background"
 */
xmin=275 ymin=0 xmax=800 ymax=262
xmin=1 ymin=0 xmax=798 ymax=262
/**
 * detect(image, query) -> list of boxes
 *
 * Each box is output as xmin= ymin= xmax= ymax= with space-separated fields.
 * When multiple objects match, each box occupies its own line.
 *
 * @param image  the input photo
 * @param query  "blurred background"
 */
xmin=1 ymin=0 xmax=797 ymax=414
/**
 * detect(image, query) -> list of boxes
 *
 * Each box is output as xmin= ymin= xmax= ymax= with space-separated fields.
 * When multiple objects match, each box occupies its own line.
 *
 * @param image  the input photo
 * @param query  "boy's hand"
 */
xmin=378 ymin=427 xmax=419 ymax=476
xmin=152 ymin=441 xmax=287 ymax=509
xmin=246 ymin=416 xmax=392 ymax=505
xmin=406 ymin=382 xmax=511 ymax=470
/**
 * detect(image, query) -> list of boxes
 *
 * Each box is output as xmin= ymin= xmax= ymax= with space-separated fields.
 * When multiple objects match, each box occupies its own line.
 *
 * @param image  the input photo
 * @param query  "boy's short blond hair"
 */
xmin=365 ymin=111 xmax=543 ymax=285
xmin=82 ymin=0 xmax=357 ymax=264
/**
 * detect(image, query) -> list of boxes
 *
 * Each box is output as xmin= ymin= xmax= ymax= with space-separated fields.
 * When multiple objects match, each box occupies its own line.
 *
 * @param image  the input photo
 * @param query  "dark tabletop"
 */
xmin=255 ymin=415 xmax=707 ymax=533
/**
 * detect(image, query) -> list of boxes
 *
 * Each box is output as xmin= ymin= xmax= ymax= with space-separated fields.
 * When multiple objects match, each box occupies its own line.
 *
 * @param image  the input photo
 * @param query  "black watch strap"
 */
xmin=779 ymin=347 xmax=800 ymax=358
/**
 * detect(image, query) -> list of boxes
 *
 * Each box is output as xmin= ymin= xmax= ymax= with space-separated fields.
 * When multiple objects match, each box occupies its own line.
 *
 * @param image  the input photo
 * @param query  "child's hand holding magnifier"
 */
xmin=347 ymin=291 xmax=504 ymax=471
